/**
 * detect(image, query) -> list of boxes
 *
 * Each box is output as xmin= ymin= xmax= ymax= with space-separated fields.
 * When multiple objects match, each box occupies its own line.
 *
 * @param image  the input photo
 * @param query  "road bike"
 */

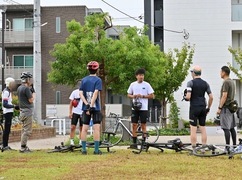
xmin=193 ymin=138 xmax=242 ymax=159
xmin=102 ymin=112 xmax=159 ymax=146
xmin=132 ymin=131 xmax=201 ymax=154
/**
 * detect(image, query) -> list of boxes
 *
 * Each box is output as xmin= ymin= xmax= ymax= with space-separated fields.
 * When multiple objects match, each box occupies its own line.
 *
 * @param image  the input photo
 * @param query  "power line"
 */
xmin=101 ymin=0 xmax=189 ymax=40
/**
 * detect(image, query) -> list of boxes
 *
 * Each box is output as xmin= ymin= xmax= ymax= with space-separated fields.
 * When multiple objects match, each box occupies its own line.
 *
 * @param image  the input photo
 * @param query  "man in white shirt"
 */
xmin=127 ymin=68 xmax=154 ymax=149
xmin=69 ymin=80 xmax=83 ymax=146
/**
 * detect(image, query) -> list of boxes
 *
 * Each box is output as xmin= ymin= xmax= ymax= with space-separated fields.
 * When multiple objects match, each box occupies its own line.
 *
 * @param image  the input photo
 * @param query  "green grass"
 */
xmin=0 ymin=149 xmax=242 ymax=179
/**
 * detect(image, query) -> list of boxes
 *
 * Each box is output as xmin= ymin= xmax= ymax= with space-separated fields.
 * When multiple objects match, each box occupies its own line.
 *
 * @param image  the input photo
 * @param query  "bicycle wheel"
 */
xmin=0 ymin=123 xmax=3 ymax=146
xmin=193 ymin=144 xmax=226 ymax=157
xmin=144 ymin=122 xmax=159 ymax=143
xmin=102 ymin=123 xmax=124 ymax=146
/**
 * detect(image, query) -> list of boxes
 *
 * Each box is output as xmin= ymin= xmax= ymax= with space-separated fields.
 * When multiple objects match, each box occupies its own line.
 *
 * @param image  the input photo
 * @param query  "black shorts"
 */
xmin=189 ymin=106 xmax=206 ymax=126
xmin=131 ymin=110 xmax=148 ymax=124
xmin=71 ymin=113 xmax=83 ymax=126
xmin=82 ymin=111 xmax=102 ymax=125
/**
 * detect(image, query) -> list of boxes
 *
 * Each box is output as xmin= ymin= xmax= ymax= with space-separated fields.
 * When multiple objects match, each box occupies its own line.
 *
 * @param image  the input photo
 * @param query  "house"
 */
xmin=144 ymin=0 xmax=242 ymax=122
xmin=0 ymin=4 xmax=131 ymax=122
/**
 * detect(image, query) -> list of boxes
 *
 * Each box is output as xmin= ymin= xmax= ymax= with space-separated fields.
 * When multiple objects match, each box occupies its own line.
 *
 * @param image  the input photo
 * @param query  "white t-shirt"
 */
xmin=1 ymin=89 xmax=14 ymax=114
xmin=69 ymin=89 xmax=83 ymax=115
xmin=127 ymin=81 xmax=154 ymax=111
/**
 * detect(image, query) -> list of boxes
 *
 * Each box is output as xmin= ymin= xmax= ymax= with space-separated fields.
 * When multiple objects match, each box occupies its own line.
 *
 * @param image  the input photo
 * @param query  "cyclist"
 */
xmin=127 ymin=68 xmax=154 ymax=149
xmin=79 ymin=61 xmax=102 ymax=155
xmin=184 ymin=65 xmax=213 ymax=153
xmin=69 ymin=80 xmax=83 ymax=146
xmin=217 ymin=66 xmax=236 ymax=151
xmin=17 ymin=72 xmax=35 ymax=153
xmin=1 ymin=77 xmax=19 ymax=151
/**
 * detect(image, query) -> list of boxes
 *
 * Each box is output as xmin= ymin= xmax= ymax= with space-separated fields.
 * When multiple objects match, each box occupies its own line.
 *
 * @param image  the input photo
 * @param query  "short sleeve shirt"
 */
xmin=1 ymin=88 xmax=13 ymax=114
xmin=220 ymin=78 xmax=235 ymax=106
xmin=80 ymin=76 xmax=102 ymax=111
xmin=69 ymin=89 xmax=83 ymax=115
xmin=127 ymin=81 xmax=154 ymax=111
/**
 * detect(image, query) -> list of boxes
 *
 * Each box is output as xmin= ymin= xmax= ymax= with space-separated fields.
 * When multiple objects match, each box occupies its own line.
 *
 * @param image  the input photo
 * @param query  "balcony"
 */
xmin=0 ymin=29 xmax=33 ymax=47
xmin=0 ymin=66 xmax=33 ymax=81
xmin=232 ymin=4 xmax=242 ymax=21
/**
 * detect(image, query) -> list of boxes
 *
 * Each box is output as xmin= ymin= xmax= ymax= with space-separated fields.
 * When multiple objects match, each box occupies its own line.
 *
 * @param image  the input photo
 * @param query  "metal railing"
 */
xmin=0 ymin=66 xmax=33 ymax=80
xmin=0 ymin=29 xmax=33 ymax=43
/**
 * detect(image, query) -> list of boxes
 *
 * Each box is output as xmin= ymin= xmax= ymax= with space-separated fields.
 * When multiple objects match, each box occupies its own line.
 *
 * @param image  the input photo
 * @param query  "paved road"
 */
xmin=8 ymin=133 xmax=242 ymax=150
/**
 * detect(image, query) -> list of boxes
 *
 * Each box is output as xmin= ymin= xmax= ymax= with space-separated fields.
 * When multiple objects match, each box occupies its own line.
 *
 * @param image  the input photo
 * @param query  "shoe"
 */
xmin=81 ymin=150 xmax=87 ymax=155
xmin=93 ymin=150 xmax=102 ymax=155
xmin=70 ymin=140 xmax=74 ymax=146
xmin=2 ymin=146 xmax=13 ymax=152
xmin=19 ymin=147 xmax=32 ymax=153
xmin=129 ymin=144 xmax=138 ymax=149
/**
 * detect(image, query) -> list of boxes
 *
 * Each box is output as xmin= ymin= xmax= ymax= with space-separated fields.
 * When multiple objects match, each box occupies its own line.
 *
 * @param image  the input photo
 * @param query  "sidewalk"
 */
xmin=8 ymin=133 xmax=242 ymax=150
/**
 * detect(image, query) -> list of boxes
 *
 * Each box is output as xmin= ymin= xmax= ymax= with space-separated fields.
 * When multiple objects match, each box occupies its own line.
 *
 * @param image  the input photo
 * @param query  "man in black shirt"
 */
xmin=184 ymin=65 xmax=213 ymax=153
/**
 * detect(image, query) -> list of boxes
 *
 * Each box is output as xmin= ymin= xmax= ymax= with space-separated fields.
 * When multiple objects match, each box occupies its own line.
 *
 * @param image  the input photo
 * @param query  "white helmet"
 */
xmin=5 ymin=77 xmax=15 ymax=87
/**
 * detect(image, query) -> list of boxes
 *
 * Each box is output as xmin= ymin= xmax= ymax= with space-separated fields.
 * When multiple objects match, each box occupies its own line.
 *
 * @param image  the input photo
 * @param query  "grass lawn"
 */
xmin=0 ymin=148 xmax=242 ymax=180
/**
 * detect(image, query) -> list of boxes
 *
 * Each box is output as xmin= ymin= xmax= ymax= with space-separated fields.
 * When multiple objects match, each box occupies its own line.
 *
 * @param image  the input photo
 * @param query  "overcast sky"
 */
xmin=0 ymin=0 xmax=144 ymax=28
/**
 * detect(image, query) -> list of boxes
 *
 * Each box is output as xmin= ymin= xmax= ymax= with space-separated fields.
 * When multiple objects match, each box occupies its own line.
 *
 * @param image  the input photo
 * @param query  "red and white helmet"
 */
xmin=87 ymin=61 xmax=99 ymax=70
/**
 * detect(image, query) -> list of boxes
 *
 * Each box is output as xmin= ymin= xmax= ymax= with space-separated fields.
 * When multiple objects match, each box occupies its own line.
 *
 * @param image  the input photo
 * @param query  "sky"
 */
xmin=0 ymin=0 xmax=144 ymax=28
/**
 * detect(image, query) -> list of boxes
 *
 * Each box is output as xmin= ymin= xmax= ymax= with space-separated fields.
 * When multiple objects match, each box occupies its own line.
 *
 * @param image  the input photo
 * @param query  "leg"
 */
xmin=190 ymin=125 xmax=197 ymax=146
xmin=140 ymin=111 xmax=148 ymax=138
xmin=20 ymin=115 xmax=33 ymax=151
xmin=2 ymin=113 xmax=13 ymax=148
xmin=230 ymin=128 xmax=237 ymax=146
xmin=223 ymin=128 xmax=230 ymax=145
xmin=199 ymin=126 xmax=207 ymax=145
xmin=93 ymin=111 xmax=102 ymax=154
xmin=131 ymin=110 xmax=139 ymax=145
xmin=198 ymin=108 xmax=207 ymax=145
xmin=70 ymin=113 xmax=79 ymax=145
xmin=189 ymin=106 xmax=198 ymax=148
xmin=79 ymin=116 xmax=83 ymax=144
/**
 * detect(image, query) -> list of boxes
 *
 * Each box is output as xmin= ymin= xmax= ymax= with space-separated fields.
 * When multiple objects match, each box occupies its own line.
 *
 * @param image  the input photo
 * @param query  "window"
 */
xmin=56 ymin=17 xmax=61 ymax=33
xmin=13 ymin=18 xmax=33 ymax=31
xmin=13 ymin=55 xmax=33 ymax=67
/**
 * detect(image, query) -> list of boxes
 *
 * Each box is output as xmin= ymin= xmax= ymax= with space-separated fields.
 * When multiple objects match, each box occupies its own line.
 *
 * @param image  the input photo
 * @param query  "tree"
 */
xmin=48 ymin=13 xmax=163 ymax=129
xmin=153 ymin=44 xmax=195 ymax=127
xmin=228 ymin=47 xmax=242 ymax=80
xmin=169 ymin=99 xmax=180 ymax=128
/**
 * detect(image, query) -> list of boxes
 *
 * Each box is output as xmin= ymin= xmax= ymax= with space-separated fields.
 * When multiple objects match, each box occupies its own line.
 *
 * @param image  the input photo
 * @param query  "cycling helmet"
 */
xmin=132 ymin=98 xmax=142 ymax=111
xmin=72 ymin=99 xmax=79 ymax=108
xmin=87 ymin=61 xmax=99 ymax=70
xmin=20 ymin=72 xmax=33 ymax=79
xmin=5 ymin=77 xmax=15 ymax=87
xmin=214 ymin=115 xmax=220 ymax=125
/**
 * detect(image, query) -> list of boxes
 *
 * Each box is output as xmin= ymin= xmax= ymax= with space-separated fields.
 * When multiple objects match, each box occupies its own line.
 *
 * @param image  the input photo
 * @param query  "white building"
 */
xmin=163 ymin=0 xmax=242 ymax=121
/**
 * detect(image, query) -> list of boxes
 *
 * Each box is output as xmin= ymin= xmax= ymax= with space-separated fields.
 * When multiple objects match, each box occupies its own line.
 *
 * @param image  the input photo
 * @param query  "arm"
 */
xmin=219 ymin=92 xmax=227 ymax=109
xmin=207 ymin=93 xmax=213 ymax=109
xmin=90 ymin=90 xmax=99 ymax=107
xmin=79 ymin=90 xmax=88 ymax=105
xmin=69 ymin=100 xmax=73 ymax=118
xmin=143 ymin=93 xmax=154 ymax=99
xmin=185 ymin=81 xmax=193 ymax=101
xmin=2 ymin=99 xmax=14 ymax=108
xmin=28 ymin=93 xmax=35 ymax=103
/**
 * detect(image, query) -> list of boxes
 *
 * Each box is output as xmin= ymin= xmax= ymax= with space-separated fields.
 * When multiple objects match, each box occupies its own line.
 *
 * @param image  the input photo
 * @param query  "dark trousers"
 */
xmin=3 ymin=112 xmax=13 ymax=147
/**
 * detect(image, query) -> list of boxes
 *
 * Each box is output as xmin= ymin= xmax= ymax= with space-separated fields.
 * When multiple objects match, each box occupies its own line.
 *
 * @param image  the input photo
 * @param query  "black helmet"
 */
xmin=132 ymin=98 xmax=142 ymax=111
xmin=214 ymin=115 xmax=220 ymax=125
xmin=20 ymin=72 xmax=33 ymax=79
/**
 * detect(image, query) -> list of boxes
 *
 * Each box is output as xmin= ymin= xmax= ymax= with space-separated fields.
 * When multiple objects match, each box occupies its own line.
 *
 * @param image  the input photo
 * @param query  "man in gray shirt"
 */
xmin=17 ymin=72 xmax=35 ymax=153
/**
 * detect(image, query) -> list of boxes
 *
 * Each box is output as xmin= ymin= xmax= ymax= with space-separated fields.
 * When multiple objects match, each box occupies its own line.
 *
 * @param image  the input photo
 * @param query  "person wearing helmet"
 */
xmin=1 ymin=77 xmax=19 ymax=151
xmin=127 ymin=68 xmax=154 ymax=149
xmin=184 ymin=65 xmax=213 ymax=154
xmin=17 ymin=72 xmax=35 ymax=153
xmin=68 ymin=80 xmax=83 ymax=146
xmin=79 ymin=61 xmax=102 ymax=155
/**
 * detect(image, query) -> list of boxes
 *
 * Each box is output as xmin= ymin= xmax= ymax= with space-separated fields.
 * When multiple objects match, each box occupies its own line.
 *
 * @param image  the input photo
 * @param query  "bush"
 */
xmin=159 ymin=128 xmax=189 ymax=136
xmin=169 ymin=100 xmax=180 ymax=128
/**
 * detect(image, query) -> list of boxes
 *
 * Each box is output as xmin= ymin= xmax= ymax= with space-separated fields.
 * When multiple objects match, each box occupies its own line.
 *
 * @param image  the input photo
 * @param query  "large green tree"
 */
xmin=228 ymin=47 xmax=242 ymax=80
xmin=153 ymin=44 xmax=195 ymax=127
xmin=48 ymin=13 xmax=163 ymax=129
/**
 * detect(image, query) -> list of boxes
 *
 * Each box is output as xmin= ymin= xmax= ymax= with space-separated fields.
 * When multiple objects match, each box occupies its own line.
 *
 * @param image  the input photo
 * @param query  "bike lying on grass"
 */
xmin=193 ymin=138 xmax=242 ymax=159
xmin=132 ymin=132 xmax=201 ymax=154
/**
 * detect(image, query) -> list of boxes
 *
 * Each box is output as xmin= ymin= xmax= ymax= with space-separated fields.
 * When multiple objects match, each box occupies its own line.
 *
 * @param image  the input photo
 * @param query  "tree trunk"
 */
xmin=162 ymin=100 xmax=167 ymax=128
xmin=100 ymin=80 xmax=106 ymax=131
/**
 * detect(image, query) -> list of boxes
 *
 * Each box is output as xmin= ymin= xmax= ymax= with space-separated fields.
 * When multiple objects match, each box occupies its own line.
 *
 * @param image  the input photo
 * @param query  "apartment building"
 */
xmin=145 ymin=0 xmax=242 ymax=122
xmin=0 ymin=4 xmax=132 ymax=121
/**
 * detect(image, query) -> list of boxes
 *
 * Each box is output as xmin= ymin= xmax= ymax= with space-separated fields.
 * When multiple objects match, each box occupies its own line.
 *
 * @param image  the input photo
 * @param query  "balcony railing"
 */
xmin=0 ymin=29 xmax=33 ymax=43
xmin=232 ymin=4 xmax=242 ymax=21
xmin=0 ymin=66 xmax=33 ymax=80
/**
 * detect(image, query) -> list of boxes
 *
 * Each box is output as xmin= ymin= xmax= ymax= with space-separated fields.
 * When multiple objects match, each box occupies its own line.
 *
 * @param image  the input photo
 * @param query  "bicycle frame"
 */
xmin=113 ymin=117 xmax=133 ymax=137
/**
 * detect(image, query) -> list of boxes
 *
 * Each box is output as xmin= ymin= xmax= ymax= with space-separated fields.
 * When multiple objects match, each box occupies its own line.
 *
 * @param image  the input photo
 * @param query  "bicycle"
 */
xmin=133 ymin=132 xmax=201 ymax=154
xmin=102 ymin=112 xmax=159 ymax=147
xmin=193 ymin=138 xmax=242 ymax=159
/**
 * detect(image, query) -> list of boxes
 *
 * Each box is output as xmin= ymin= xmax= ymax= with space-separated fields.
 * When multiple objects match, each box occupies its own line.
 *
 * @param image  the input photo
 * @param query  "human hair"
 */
xmin=89 ymin=69 xmax=98 ymax=75
xmin=135 ymin=68 xmax=146 ymax=75
xmin=221 ymin=66 xmax=230 ymax=75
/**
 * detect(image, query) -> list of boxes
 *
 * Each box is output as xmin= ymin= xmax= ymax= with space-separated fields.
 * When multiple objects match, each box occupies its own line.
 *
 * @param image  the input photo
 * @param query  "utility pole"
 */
xmin=33 ymin=0 xmax=42 ymax=123
xmin=1 ymin=9 xmax=5 ymax=92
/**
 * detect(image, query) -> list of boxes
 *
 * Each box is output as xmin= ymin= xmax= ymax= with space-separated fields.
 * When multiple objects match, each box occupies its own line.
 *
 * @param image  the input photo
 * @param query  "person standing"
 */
xmin=1 ymin=77 xmax=19 ymax=151
xmin=217 ymin=66 xmax=237 ymax=151
xmin=69 ymin=80 xmax=83 ymax=146
xmin=17 ymin=72 xmax=35 ymax=153
xmin=127 ymin=68 xmax=154 ymax=149
xmin=184 ymin=65 xmax=213 ymax=153
xmin=79 ymin=61 xmax=102 ymax=155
